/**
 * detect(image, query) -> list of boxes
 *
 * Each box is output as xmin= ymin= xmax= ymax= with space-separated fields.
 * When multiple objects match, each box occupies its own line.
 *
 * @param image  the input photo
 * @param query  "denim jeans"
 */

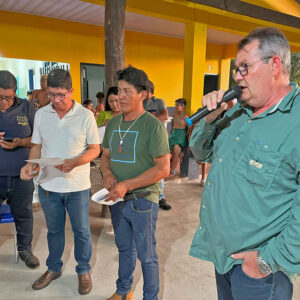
xmin=215 ymin=264 xmax=293 ymax=300
xmin=38 ymin=186 xmax=92 ymax=274
xmin=0 ymin=176 xmax=34 ymax=251
xmin=111 ymin=198 xmax=159 ymax=300
xmin=159 ymin=179 xmax=164 ymax=200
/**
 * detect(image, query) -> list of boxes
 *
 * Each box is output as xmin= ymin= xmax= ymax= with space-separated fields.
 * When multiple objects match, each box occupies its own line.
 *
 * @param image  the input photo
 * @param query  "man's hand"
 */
xmin=231 ymin=251 xmax=270 ymax=279
xmin=55 ymin=159 xmax=78 ymax=173
xmin=202 ymin=90 xmax=233 ymax=124
xmin=102 ymin=174 xmax=117 ymax=190
xmin=0 ymin=137 xmax=22 ymax=150
xmin=105 ymin=182 xmax=128 ymax=202
xmin=20 ymin=163 xmax=35 ymax=180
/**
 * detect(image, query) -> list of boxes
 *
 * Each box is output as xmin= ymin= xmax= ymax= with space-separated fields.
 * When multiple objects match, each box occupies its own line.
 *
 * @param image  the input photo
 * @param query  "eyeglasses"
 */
xmin=47 ymin=92 xmax=68 ymax=100
xmin=0 ymin=95 xmax=14 ymax=101
xmin=232 ymin=56 xmax=273 ymax=78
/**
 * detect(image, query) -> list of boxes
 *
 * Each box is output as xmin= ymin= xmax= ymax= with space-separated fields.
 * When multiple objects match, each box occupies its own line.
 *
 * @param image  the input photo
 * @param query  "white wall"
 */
xmin=0 ymin=58 xmax=69 ymax=98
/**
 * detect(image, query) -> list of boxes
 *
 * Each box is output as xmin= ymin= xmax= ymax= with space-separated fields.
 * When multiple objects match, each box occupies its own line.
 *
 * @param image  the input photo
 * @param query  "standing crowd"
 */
xmin=1 ymin=26 xmax=300 ymax=300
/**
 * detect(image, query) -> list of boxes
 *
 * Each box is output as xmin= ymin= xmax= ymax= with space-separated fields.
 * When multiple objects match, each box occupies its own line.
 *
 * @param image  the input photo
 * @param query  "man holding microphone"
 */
xmin=189 ymin=27 xmax=300 ymax=299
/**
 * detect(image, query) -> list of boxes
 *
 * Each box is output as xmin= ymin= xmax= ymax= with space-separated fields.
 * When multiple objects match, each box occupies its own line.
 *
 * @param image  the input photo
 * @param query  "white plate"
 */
xmin=91 ymin=188 xmax=123 ymax=206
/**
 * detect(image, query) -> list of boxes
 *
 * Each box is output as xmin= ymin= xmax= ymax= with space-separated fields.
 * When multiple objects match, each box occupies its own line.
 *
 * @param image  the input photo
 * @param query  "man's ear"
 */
xmin=140 ymin=89 xmax=148 ymax=101
xmin=271 ymin=55 xmax=282 ymax=76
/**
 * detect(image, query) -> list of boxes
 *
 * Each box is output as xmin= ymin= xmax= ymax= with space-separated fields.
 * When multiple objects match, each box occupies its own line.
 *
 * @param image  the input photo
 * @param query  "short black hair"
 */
xmin=0 ymin=70 xmax=17 ymax=91
xmin=47 ymin=69 xmax=72 ymax=90
xmin=96 ymin=91 xmax=105 ymax=101
xmin=105 ymin=86 xmax=118 ymax=111
xmin=148 ymin=80 xmax=154 ymax=94
xmin=175 ymin=98 xmax=186 ymax=106
xmin=83 ymin=99 xmax=93 ymax=106
xmin=117 ymin=66 xmax=149 ymax=93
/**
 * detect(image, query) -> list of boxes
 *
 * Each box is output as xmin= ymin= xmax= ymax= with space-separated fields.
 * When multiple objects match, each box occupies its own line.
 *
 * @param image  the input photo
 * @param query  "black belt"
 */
xmin=123 ymin=191 xmax=151 ymax=201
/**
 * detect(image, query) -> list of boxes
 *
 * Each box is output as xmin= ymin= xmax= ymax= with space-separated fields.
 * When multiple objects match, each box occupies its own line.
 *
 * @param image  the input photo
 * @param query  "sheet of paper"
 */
xmin=26 ymin=158 xmax=65 ymax=184
xmin=38 ymin=166 xmax=65 ymax=184
xmin=91 ymin=188 xmax=123 ymax=206
xmin=26 ymin=157 xmax=64 ymax=166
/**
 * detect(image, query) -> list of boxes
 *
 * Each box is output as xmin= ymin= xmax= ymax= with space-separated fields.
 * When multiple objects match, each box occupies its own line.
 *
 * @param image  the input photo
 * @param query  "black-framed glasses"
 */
xmin=47 ymin=92 xmax=68 ymax=101
xmin=232 ymin=56 xmax=273 ymax=78
xmin=0 ymin=95 xmax=15 ymax=101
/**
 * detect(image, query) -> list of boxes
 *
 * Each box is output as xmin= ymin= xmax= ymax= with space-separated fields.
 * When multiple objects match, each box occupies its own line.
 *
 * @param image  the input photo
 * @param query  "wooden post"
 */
xmin=105 ymin=0 xmax=126 ymax=92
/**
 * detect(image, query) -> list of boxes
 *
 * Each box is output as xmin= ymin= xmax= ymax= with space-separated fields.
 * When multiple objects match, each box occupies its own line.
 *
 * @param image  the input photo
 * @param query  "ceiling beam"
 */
xmin=188 ymin=0 xmax=300 ymax=29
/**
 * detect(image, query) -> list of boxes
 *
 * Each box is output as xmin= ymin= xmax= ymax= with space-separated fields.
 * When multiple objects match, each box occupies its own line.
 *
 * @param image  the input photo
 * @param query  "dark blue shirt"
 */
xmin=0 ymin=97 xmax=36 ymax=176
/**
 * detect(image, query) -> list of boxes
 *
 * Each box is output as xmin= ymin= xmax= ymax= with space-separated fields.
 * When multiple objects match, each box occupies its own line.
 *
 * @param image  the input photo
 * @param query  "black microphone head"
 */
xmin=222 ymin=85 xmax=242 ymax=103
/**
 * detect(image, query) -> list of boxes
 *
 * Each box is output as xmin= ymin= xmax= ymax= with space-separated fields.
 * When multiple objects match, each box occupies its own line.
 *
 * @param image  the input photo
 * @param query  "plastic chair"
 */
xmin=0 ymin=204 xmax=18 ymax=263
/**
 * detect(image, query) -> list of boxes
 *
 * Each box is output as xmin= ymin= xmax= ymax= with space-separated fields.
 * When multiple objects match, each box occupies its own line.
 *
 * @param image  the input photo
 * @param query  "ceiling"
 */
xmin=0 ymin=0 xmax=243 ymax=44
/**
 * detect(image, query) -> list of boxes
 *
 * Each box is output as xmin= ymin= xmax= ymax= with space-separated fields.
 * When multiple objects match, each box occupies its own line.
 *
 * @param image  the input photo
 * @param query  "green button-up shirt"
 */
xmin=189 ymin=83 xmax=300 ymax=282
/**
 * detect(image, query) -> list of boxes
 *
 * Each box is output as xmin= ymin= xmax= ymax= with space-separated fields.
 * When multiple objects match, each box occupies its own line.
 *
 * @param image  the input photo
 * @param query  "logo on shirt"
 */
xmin=110 ymin=130 xmax=139 ymax=163
xmin=17 ymin=115 xmax=29 ymax=126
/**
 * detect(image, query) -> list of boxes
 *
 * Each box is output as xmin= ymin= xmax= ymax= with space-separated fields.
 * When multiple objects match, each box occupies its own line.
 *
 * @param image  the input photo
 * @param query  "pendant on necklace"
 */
xmin=119 ymin=140 xmax=123 ymax=153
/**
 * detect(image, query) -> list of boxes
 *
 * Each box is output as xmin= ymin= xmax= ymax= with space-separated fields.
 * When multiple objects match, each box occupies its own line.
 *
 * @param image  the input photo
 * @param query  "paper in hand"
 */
xmin=26 ymin=157 xmax=64 ymax=166
xmin=91 ymin=188 xmax=123 ymax=206
xmin=26 ymin=158 xmax=65 ymax=184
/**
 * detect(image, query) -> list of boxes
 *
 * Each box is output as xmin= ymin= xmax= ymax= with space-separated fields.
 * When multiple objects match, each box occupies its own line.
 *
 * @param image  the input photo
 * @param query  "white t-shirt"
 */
xmin=31 ymin=101 xmax=100 ymax=192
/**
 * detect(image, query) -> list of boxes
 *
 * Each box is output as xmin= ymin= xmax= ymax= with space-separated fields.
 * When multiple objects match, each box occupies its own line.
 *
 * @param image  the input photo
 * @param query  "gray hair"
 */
xmin=238 ymin=27 xmax=291 ymax=75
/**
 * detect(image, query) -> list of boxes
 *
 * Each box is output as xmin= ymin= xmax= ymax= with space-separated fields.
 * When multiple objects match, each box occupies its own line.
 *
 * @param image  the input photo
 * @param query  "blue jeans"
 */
xmin=38 ymin=186 xmax=92 ymax=274
xmin=159 ymin=179 xmax=164 ymax=200
xmin=111 ymin=198 xmax=159 ymax=300
xmin=215 ymin=264 xmax=293 ymax=300
xmin=0 ymin=176 xmax=34 ymax=251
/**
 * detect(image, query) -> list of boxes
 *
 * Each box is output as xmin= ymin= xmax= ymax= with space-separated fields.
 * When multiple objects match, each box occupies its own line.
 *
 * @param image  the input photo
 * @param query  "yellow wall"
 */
xmin=0 ymin=11 xmax=105 ymax=102
xmin=124 ymin=31 xmax=184 ymax=105
xmin=0 ymin=10 xmax=231 ymax=107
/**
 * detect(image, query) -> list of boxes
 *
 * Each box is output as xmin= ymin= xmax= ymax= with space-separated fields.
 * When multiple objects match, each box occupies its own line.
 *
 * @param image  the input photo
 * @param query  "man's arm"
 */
xmin=100 ymin=148 xmax=117 ymax=190
xmin=55 ymin=144 xmax=100 ymax=173
xmin=105 ymin=154 xmax=170 ymax=201
xmin=231 ymin=183 xmax=300 ymax=279
xmin=0 ymin=133 xmax=33 ymax=149
xmin=189 ymin=89 xmax=233 ymax=162
xmin=256 ymin=185 xmax=300 ymax=277
xmin=156 ymin=108 xmax=169 ymax=122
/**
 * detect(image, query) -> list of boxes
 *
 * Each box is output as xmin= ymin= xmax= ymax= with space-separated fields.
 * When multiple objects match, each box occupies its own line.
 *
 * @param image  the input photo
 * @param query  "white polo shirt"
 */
xmin=31 ymin=101 xmax=100 ymax=192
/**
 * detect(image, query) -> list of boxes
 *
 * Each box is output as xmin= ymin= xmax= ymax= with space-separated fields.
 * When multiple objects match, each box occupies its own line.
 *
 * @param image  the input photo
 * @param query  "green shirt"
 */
xmin=102 ymin=111 xmax=169 ymax=203
xmin=189 ymin=83 xmax=300 ymax=282
xmin=96 ymin=111 xmax=112 ymax=127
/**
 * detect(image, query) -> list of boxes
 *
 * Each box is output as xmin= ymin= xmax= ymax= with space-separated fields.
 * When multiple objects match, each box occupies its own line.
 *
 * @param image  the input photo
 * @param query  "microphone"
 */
xmin=185 ymin=85 xmax=242 ymax=126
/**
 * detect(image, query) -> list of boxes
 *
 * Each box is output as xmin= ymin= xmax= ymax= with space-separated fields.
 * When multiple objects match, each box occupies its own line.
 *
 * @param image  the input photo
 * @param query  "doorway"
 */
xmin=80 ymin=63 xmax=105 ymax=106
xmin=203 ymin=74 xmax=219 ymax=95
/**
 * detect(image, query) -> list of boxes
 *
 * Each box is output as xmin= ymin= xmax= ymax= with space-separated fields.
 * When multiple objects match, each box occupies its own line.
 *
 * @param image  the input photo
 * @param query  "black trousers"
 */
xmin=0 ymin=176 xmax=34 ymax=251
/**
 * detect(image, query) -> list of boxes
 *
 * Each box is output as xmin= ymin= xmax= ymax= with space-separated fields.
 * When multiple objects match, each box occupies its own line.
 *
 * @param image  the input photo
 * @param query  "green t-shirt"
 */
xmin=102 ymin=111 xmax=169 ymax=203
xmin=96 ymin=111 xmax=112 ymax=127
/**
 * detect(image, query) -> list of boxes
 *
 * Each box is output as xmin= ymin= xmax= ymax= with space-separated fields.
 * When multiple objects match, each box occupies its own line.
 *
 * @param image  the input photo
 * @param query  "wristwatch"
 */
xmin=256 ymin=252 xmax=272 ymax=274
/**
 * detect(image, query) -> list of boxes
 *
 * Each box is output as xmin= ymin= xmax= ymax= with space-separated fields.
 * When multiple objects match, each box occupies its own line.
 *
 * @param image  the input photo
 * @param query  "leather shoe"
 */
xmin=18 ymin=249 xmax=40 ymax=269
xmin=106 ymin=290 xmax=133 ymax=300
xmin=159 ymin=198 xmax=172 ymax=210
xmin=78 ymin=272 xmax=92 ymax=295
xmin=32 ymin=270 xmax=62 ymax=290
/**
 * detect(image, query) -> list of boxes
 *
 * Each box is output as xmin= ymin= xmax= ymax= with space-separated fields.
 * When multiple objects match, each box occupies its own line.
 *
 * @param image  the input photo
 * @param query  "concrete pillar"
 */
xmin=183 ymin=22 xmax=207 ymax=115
